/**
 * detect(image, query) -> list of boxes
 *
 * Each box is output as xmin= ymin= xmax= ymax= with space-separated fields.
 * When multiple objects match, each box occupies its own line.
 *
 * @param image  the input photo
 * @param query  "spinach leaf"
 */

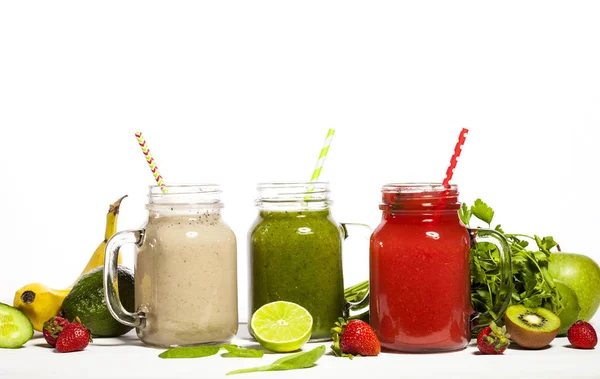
xmin=158 ymin=345 xmax=221 ymax=359
xmin=226 ymin=345 xmax=326 ymax=375
xmin=159 ymin=344 xmax=264 ymax=359
xmin=222 ymin=345 xmax=264 ymax=358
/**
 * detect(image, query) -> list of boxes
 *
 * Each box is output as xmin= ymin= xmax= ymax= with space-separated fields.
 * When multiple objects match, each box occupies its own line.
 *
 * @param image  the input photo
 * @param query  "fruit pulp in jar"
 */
xmin=370 ymin=192 xmax=472 ymax=352
xmin=136 ymin=211 xmax=239 ymax=347
xmin=249 ymin=209 xmax=345 ymax=340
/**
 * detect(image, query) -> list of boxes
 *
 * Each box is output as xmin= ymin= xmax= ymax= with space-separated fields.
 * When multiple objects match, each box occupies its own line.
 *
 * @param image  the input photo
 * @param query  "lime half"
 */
xmin=250 ymin=301 xmax=313 ymax=353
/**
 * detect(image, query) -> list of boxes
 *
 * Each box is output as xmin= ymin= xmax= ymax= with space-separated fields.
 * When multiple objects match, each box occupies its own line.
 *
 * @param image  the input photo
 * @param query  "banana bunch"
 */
xmin=13 ymin=195 xmax=127 ymax=331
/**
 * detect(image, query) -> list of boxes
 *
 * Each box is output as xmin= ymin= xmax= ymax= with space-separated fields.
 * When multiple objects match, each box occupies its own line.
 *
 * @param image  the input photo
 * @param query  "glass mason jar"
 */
xmin=369 ymin=183 xmax=512 ymax=352
xmin=248 ymin=182 xmax=370 ymax=341
xmin=104 ymin=185 xmax=238 ymax=347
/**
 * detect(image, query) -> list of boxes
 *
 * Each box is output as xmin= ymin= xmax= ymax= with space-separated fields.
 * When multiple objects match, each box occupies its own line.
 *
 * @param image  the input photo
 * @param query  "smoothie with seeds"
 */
xmin=136 ymin=210 xmax=238 ymax=347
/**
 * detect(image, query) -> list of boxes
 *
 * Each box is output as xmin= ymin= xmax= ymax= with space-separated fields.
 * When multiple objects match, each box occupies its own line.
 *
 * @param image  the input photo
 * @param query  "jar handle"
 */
xmin=340 ymin=223 xmax=372 ymax=320
xmin=103 ymin=229 xmax=146 ymax=328
xmin=468 ymin=228 xmax=513 ymax=333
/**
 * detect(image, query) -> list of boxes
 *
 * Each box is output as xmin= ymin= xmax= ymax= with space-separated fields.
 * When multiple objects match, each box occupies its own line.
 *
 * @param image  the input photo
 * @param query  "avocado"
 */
xmin=62 ymin=266 xmax=134 ymax=337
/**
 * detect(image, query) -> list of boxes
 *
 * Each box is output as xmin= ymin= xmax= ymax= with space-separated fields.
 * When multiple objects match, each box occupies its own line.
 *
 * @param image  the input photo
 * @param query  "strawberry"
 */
xmin=42 ymin=317 xmax=69 ymax=348
xmin=55 ymin=317 xmax=92 ymax=353
xmin=331 ymin=318 xmax=381 ymax=358
xmin=477 ymin=322 xmax=511 ymax=355
xmin=568 ymin=321 xmax=597 ymax=349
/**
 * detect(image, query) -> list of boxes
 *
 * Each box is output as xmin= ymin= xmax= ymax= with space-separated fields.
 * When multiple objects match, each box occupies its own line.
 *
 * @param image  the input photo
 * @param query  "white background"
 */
xmin=1 ymin=0 xmax=600 ymax=328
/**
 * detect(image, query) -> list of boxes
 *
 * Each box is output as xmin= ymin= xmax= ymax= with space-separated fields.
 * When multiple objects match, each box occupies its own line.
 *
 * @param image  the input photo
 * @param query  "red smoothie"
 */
xmin=370 ymin=184 xmax=473 ymax=352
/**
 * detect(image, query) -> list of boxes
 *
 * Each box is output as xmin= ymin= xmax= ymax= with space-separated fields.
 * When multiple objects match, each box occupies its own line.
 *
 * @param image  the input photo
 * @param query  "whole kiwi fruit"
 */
xmin=504 ymin=304 xmax=561 ymax=349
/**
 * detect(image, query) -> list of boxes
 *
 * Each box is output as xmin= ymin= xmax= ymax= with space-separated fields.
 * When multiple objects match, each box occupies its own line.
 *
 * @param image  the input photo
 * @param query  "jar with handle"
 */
xmin=104 ymin=184 xmax=238 ymax=347
xmin=248 ymin=182 xmax=370 ymax=340
xmin=370 ymin=183 xmax=512 ymax=352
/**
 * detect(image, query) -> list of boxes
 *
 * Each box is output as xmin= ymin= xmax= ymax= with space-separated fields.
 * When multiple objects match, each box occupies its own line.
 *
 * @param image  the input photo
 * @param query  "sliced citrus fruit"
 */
xmin=250 ymin=301 xmax=313 ymax=353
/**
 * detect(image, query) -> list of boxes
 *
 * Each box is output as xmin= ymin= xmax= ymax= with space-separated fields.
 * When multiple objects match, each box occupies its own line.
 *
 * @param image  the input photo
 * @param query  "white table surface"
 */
xmin=1 ymin=317 xmax=599 ymax=379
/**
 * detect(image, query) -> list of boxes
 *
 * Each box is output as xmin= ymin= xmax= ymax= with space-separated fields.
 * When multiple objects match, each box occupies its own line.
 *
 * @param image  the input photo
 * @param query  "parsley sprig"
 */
xmin=461 ymin=199 xmax=562 ymax=333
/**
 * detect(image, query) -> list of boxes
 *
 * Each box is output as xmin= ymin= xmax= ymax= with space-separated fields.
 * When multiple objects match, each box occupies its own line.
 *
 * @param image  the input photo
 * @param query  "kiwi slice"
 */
xmin=504 ymin=304 xmax=561 ymax=349
xmin=554 ymin=280 xmax=580 ymax=336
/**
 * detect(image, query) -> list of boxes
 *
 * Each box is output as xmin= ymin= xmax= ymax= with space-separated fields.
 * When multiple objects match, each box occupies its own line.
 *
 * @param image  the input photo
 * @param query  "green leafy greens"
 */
xmin=160 ymin=344 xmax=323 ymax=376
xmin=226 ymin=345 xmax=326 ymax=375
xmin=158 ymin=345 xmax=221 ymax=359
xmin=158 ymin=344 xmax=264 ymax=359
xmin=222 ymin=345 xmax=265 ymax=358
xmin=461 ymin=199 xmax=562 ymax=332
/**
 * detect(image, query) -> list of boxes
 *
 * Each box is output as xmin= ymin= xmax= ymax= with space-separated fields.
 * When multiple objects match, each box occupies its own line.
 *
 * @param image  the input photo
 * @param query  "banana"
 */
xmin=74 ymin=195 xmax=127 ymax=282
xmin=13 ymin=195 xmax=127 ymax=331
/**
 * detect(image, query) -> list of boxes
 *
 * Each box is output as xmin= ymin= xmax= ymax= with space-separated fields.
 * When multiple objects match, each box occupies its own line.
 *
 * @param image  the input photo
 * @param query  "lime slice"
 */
xmin=250 ymin=301 xmax=313 ymax=353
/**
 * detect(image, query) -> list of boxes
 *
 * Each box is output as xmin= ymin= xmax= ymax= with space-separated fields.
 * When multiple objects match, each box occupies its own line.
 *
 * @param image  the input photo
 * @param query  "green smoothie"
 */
xmin=249 ymin=209 xmax=346 ymax=340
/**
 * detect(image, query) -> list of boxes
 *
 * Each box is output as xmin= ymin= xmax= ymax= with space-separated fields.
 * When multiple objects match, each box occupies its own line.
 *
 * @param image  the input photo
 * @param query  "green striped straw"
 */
xmin=305 ymin=128 xmax=335 ymax=199
xmin=310 ymin=128 xmax=336 ymax=183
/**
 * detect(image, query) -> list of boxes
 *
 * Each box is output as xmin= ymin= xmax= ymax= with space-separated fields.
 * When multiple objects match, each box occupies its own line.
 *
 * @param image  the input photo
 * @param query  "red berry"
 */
xmin=42 ymin=317 xmax=69 ymax=348
xmin=568 ymin=321 xmax=597 ymax=349
xmin=55 ymin=318 xmax=92 ymax=353
xmin=477 ymin=322 xmax=511 ymax=355
xmin=331 ymin=318 xmax=381 ymax=358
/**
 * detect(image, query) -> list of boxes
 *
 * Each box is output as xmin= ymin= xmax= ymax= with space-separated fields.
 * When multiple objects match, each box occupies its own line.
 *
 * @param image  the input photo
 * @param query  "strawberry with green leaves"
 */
xmin=477 ymin=322 xmax=511 ymax=355
xmin=55 ymin=317 xmax=92 ymax=353
xmin=331 ymin=318 xmax=380 ymax=358
xmin=43 ymin=317 xmax=69 ymax=348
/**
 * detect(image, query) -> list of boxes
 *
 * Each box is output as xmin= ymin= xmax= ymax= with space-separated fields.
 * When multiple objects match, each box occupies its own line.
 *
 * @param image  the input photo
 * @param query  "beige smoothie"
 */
xmin=135 ymin=210 xmax=238 ymax=347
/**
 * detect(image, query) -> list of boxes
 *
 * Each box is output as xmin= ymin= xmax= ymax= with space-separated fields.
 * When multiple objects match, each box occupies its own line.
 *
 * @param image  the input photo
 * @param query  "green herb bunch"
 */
xmin=460 ymin=199 xmax=563 ymax=333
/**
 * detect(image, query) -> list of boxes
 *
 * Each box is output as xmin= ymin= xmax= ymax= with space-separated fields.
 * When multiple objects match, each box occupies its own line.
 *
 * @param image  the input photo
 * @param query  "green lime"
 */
xmin=250 ymin=301 xmax=313 ymax=353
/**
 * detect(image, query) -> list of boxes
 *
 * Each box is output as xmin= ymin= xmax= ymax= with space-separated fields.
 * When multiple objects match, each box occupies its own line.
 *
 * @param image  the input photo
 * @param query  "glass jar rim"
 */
xmin=256 ymin=181 xmax=329 ymax=188
xmin=255 ymin=181 xmax=331 ymax=208
xmin=380 ymin=182 xmax=460 ymax=211
xmin=149 ymin=183 xmax=221 ymax=194
xmin=148 ymin=183 xmax=223 ymax=207
xmin=382 ymin=182 xmax=458 ymax=194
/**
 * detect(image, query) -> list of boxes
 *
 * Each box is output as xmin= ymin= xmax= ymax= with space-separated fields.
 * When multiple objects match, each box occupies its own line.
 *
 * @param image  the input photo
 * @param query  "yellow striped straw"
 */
xmin=310 ymin=128 xmax=336 ymax=182
xmin=135 ymin=132 xmax=168 ymax=194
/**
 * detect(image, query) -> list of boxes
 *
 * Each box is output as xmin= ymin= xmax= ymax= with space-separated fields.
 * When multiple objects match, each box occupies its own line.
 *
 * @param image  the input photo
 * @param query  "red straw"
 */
xmin=442 ymin=128 xmax=469 ymax=187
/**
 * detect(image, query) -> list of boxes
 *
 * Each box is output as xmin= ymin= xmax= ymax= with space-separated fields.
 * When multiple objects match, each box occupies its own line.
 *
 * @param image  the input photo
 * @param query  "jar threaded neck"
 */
xmin=380 ymin=183 xmax=460 ymax=212
xmin=255 ymin=182 xmax=331 ymax=211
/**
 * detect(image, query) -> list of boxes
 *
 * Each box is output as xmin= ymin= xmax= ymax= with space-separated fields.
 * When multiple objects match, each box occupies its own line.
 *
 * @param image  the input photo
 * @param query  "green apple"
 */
xmin=549 ymin=253 xmax=600 ymax=321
